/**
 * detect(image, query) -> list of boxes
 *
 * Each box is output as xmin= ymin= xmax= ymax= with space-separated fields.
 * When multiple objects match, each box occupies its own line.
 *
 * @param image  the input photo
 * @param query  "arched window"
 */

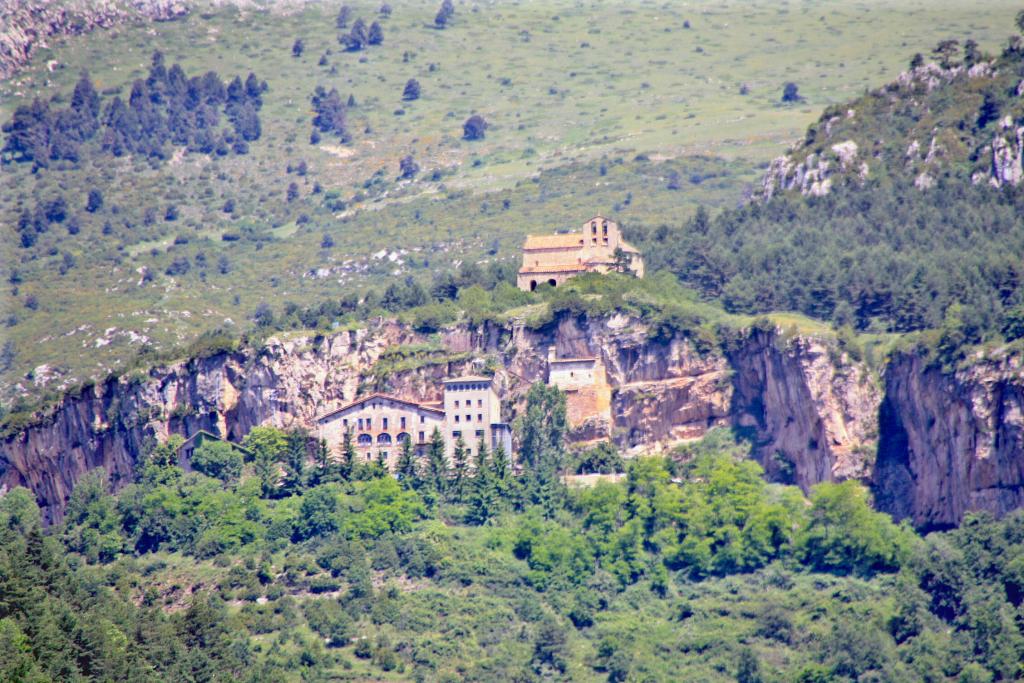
xmin=548 ymin=278 xmax=557 ymax=287
xmin=377 ymin=433 xmax=392 ymax=444
xmin=357 ymin=433 xmax=372 ymax=445
xmin=530 ymin=280 xmax=537 ymax=291
xmin=397 ymin=432 xmax=411 ymax=444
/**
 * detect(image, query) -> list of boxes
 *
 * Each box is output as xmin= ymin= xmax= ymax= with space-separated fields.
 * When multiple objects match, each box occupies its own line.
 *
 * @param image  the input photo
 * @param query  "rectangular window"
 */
xmin=358 ymin=418 xmax=363 ymax=429
xmin=453 ymin=430 xmax=461 ymax=438
xmin=476 ymin=430 xmax=484 ymax=439
xmin=401 ymin=416 xmax=406 ymax=429
xmin=454 ymin=415 xmax=460 ymax=423
xmin=419 ymin=431 xmax=425 ymax=442
xmin=383 ymin=417 xmax=388 ymax=430
xmin=420 ymin=415 xmax=425 ymax=423
xmin=343 ymin=418 xmax=348 ymax=427
xmin=478 ymin=414 xmax=483 ymax=422
xmin=477 ymin=399 xmax=483 ymax=407
xmin=466 ymin=414 xmax=472 ymax=422
xmin=454 ymin=400 xmax=459 ymax=408
xmin=367 ymin=417 xmax=372 ymax=429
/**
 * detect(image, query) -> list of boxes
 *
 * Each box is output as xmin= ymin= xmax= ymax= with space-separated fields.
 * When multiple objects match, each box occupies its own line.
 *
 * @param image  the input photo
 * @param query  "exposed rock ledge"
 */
xmin=2 ymin=314 xmax=1022 ymax=532
xmin=1 ymin=1 xmax=189 ymax=81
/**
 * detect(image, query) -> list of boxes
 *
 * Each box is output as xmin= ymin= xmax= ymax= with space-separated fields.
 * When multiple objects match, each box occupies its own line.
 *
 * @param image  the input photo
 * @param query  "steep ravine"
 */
xmin=3 ymin=313 xmax=1023 ymax=530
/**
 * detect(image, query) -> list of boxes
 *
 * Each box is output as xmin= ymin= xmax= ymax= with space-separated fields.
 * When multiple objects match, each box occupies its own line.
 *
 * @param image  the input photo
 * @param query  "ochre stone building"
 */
xmin=546 ymin=347 xmax=612 ymax=443
xmin=517 ymin=215 xmax=644 ymax=291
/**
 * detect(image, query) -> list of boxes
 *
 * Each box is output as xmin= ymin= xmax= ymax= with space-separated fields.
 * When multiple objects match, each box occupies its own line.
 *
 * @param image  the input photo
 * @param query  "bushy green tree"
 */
xmin=293 ymin=485 xmax=341 ymax=541
xmin=797 ymin=480 xmax=912 ymax=575
xmin=61 ymin=470 xmax=123 ymax=563
xmin=190 ymin=441 xmax=243 ymax=484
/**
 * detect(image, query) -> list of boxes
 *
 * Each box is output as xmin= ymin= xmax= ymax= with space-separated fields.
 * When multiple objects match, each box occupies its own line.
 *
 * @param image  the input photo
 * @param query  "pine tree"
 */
xmin=402 ymin=78 xmax=421 ymax=101
xmin=396 ymin=436 xmax=417 ymax=488
xmin=340 ymin=430 xmax=356 ymax=481
xmin=282 ymin=428 xmax=308 ymax=494
xmin=425 ymin=427 xmax=448 ymax=496
xmin=451 ymin=435 xmax=469 ymax=502
xmin=491 ymin=443 xmax=510 ymax=481
xmin=368 ymin=21 xmax=384 ymax=45
xmin=254 ymin=449 xmax=279 ymax=498
xmin=517 ymin=383 xmax=568 ymax=516
xmin=466 ymin=439 xmax=500 ymax=524
xmin=336 ymin=4 xmax=352 ymax=28
xmin=313 ymin=438 xmax=332 ymax=484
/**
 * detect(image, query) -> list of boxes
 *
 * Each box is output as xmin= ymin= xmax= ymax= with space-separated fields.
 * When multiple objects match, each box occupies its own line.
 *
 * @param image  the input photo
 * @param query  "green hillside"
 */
xmin=1 ymin=0 xmax=1019 ymax=409
xmin=3 ymin=423 xmax=1023 ymax=682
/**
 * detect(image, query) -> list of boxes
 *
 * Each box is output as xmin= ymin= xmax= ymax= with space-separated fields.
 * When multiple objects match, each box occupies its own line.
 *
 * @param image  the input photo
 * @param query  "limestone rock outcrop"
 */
xmin=726 ymin=328 xmax=880 ymax=489
xmin=3 ymin=313 xmax=1024 ymax=531
xmin=874 ymin=349 xmax=1024 ymax=530
xmin=1 ymin=1 xmax=188 ymax=80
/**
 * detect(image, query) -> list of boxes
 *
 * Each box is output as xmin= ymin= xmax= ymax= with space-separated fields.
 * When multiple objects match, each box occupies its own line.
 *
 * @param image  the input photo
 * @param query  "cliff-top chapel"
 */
xmin=516 ymin=215 xmax=644 ymax=291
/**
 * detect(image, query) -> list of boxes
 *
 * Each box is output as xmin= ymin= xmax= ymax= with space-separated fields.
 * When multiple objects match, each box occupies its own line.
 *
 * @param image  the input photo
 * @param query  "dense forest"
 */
xmin=632 ymin=36 xmax=1024 ymax=342
xmin=637 ymin=178 xmax=1024 ymax=342
xmin=2 ymin=389 xmax=1023 ymax=681
xmin=2 ymin=51 xmax=265 ymax=170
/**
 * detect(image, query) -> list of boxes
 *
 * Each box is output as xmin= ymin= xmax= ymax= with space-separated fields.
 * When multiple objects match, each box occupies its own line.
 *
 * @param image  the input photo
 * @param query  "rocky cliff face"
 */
xmin=1 ymin=314 xmax=862 ymax=523
xmin=726 ymin=328 xmax=880 ymax=490
xmin=1 ymin=1 xmax=189 ymax=80
xmin=874 ymin=350 xmax=1024 ymax=530
xmin=3 ymin=313 xmax=1023 ymax=530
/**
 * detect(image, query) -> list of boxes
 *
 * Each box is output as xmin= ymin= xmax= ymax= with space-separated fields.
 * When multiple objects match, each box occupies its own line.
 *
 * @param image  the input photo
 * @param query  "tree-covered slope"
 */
xmin=2 ymin=421 xmax=1023 ymax=682
xmin=628 ymin=36 xmax=1024 ymax=342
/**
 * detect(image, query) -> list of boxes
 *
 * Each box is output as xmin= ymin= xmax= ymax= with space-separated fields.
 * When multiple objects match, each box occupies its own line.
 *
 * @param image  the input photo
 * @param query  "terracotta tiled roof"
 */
xmin=518 ymin=264 xmax=589 ymax=274
xmin=523 ymin=234 xmax=585 ymax=249
xmin=315 ymin=393 xmax=445 ymax=422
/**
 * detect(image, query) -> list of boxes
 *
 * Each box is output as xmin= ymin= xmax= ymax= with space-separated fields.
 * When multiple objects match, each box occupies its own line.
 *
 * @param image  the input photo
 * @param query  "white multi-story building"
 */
xmin=442 ymin=376 xmax=512 ymax=460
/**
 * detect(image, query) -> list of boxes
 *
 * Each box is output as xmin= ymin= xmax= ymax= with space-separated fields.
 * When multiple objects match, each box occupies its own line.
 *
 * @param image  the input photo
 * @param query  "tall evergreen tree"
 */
xmin=368 ymin=21 xmax=384 ymax=45
xmin=396 ymin=436 xmax=417 ymax=489
xmin=466 ymin=439 xmax=500 ymax=524
xmin=451 ymin=435 xmax=469 ymax=502
xmin=282 ymin=428 xmax=308 ymax=494
xmin=340 ymin=430 xmax=356 ymax=481
xmin=517 ymin=383 xmax=568 ymax=516
xmin=425 ymin=427 xmax=448 ymax=496
xmin=313 ymin=438 xmax=332 ymax=484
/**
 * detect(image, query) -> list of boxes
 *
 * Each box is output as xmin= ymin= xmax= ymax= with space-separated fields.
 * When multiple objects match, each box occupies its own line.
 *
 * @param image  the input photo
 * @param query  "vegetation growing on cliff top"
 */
xmin=2 ymin=417 xmax=1022 ymax=681
xmin=0 ymin=0 xmax=1018 ymax=407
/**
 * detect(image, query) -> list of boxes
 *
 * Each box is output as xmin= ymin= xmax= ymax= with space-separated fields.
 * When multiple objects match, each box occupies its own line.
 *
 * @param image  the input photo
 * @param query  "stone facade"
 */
xmin=314 ymin=394 xmax=445 ymax=470
xmin=314 ymin=377 xmax=512 ymax=471
xmin=517 ymin=216 xmax=644 ymax=291
xmin=546 ymin=347 xmax=612 ymax=443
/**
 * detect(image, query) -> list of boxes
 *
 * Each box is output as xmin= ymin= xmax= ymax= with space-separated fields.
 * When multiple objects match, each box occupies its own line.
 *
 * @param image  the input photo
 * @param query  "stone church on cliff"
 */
xmin=516 ymin=215 xmax=644 ymax=291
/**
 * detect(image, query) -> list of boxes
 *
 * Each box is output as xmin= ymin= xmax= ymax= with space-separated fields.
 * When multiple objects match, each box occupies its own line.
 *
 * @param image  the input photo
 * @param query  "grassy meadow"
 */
xmin=1 ymin=0 xmax=1019 ymax=406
